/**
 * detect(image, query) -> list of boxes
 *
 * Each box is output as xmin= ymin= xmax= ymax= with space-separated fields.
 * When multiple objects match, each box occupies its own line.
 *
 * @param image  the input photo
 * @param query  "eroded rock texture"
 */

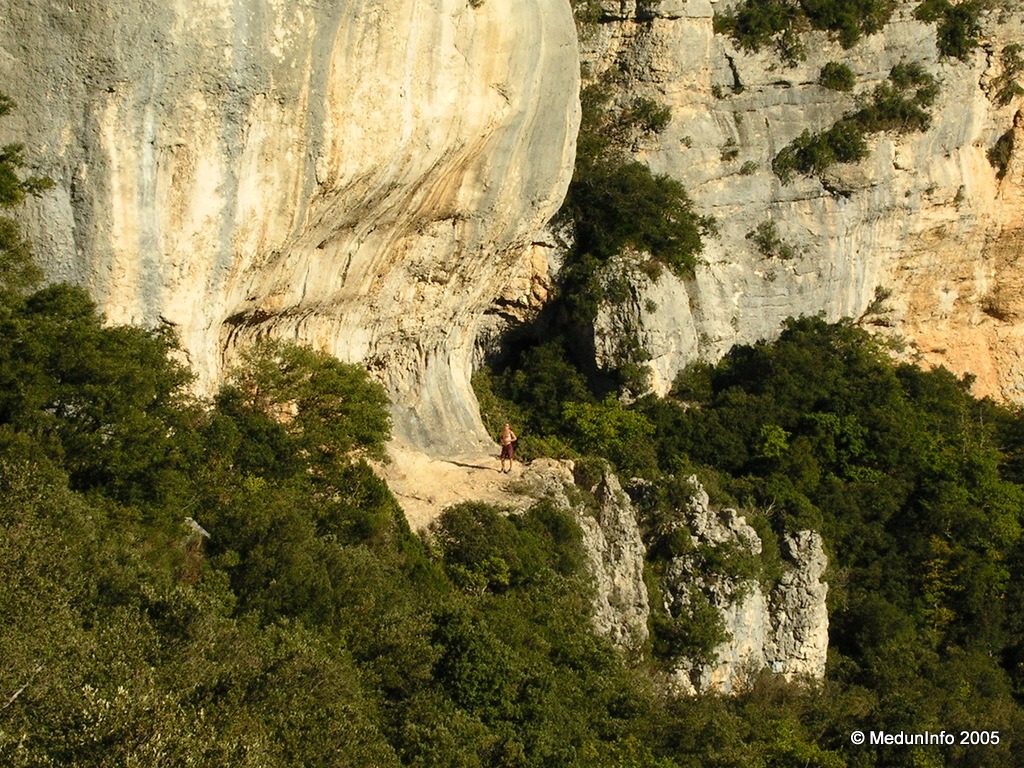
xmin=573 ymin=467 xmax=652 ymax=652
xmin=511 ymin=458 xmax=651 ymax=652
xmin=583 ymin=3 xmax=1024 ymax=401
xmin=518 ymin=464 xmax=828 ymax=692
xmin=766 ymin=530 xmax=830 ymax=680
xmin=7 ymin=1 xmax=1024 ymax=449
xmin=0 ymin=0 xmax=580 ymax=452
xmin=659 ymin=478 xmax=828 ymax=695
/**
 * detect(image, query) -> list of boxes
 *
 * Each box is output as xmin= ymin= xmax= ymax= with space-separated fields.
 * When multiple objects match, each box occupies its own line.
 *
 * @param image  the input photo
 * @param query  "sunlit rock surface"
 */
xmin=0 ymin=0 xmax=580 ymax=453
xmin=584 ymin=4 xmax=1024 ymax=401
xmin=660 ymin=478 xmax=828 ymax=695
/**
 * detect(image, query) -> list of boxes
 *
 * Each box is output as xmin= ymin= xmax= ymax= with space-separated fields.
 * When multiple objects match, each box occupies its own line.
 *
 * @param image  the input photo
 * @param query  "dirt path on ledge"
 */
xmin=376 ymin=442 xmax=536 ymax=533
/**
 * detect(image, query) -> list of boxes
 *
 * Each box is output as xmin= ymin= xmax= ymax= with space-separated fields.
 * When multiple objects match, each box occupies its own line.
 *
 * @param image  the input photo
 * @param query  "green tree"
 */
xmin=0 ymin=283 xmax=201 ymax=508
xmin=565 ymin=159 xmax=711 ymax=280
xmin=224 ymin=339 xmax=391 ymax=465
xmin=916 ymin=0 xmax=981 ymax=61
xmin=0 ymin=94 xmax=53 ymax=209
xmin=561 ymin=395 xmax=658 ymax=475
xmin=819 ymin=61 xmax=857 ymax=91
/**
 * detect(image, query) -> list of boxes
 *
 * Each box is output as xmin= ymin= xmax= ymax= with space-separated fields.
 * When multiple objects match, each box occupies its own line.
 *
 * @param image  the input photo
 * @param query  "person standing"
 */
xmin=499 ymin=422 xmax=517 ymax=473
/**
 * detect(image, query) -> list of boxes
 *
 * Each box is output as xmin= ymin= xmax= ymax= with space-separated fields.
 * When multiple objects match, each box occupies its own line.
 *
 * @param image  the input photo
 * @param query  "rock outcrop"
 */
xmin=511 ymin=458 xmax=651 ymax=652
xmin=657 ymin=478 xmax=828 ymax=695
xmin=517 ymin=463 xmax=828 ymax=692
xmin=0 ymin=0 xmax=580 ymax=453
xmin=573 ymin=466 xmax=652 ymax=652
xmin=766 ymin=530 xmax=830 ymax=679
xmin=583 ymin=3 xmax=1024 ymax=401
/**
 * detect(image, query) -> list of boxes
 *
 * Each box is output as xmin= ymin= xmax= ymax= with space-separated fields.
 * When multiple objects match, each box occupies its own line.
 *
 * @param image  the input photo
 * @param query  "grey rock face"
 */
xmin=766 ymin=530 xmax=829 ymax=679
xmin=517 ymin=459 xmax=651 ymax=652
xmin=573 ymin=467 xmax=651 ymax=652
xmin=582 ymin=8 xmax=1024 ymax=402
xmin=660 ymin=478 xmax=828 ymax=695
xmin=520 ymin=465 xmax=828 ymax=691
xmin=0 ymin=0 xmax=580 ymax=454
xmin=593 ymin=256 xmax=699 ymax=394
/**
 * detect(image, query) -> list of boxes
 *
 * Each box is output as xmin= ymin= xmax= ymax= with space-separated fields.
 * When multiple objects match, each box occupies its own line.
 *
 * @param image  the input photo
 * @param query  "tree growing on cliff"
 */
xmin=221 ymin=339 xmax=391 ymax=467
xmin=915 ymin=0 xmax=982 ymax=61
xmin=0 ymin=95 xmax=52 ymax=209
xmin=0 ymin=93 xmax=50 ymax=305
xmin=714 ymin=0 xmax=896 ymax=63
xmin=559 ymin=84 xmax=714 ymax=282
xmin=773 ymin=63 xmax=937 ymax=183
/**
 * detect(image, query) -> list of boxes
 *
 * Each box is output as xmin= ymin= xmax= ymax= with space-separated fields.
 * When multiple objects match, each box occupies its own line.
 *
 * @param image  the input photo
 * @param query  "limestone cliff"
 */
xmin=6 ymin=0 xmax=1024 ymax=451
xmin=583 ymin=1 xmax=1024 ymax=401
xmin=516 ymin=462 xmax=828 ymax=692
xmin=0 ymin=0 xmax=579 ymax=453
xmin=657 ymin=477 xmax=828 ymax=694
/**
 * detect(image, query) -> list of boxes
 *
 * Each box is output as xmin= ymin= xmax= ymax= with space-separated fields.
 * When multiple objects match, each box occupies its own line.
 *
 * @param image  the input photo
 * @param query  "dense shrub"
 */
xmin=856 ymin=61 xmax=937 ymax=132
xmin=819 ymin=61 xmax=856 ymax=91
xmin=0 ymin=283 xmax=201 ymax=507
xmin=432 ymin=501 xmax=584 ymax=593
xmin=915 ymin=0 xmax=982 ymax=61
xmin=801 ymin=0 xmax=894 ymax=48
xmin=988 ymin=128 xmax=1015 ymax=180
xmin=746 ymin=220 xmax=797 ymax=260
xmin=567 ymin=159 xmax=710 ymax=279
xmin=620 ymin=95 xmax=673 ymax=137
xmin=650 ymin=586 xmax=728 ymax=667
xmin=772 ymin=120 xmax=869 ymax=182
xmin=714 ymin=0 xmax=807 ymax=65
xmin=992 ymin=44 xmax=1024 ymax=107
xmin=774 ymin=63 xmax=937 ymax=182
xmin=561 ymin=396 xmax=658 ymax=475
xmin=670 ymin=360 xmax=715 ymax=403
xmin=559 ymin=84 xmax=712 ymax=284
xmin=223 ymin=338 xmax=391 ymax=465
xmin=715 ymin=0 xmax=895 ymax=63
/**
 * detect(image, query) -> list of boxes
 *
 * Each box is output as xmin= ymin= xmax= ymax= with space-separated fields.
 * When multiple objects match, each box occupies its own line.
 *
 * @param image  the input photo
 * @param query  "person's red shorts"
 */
xmin=500 ymin=443 xmax=514 ymax=460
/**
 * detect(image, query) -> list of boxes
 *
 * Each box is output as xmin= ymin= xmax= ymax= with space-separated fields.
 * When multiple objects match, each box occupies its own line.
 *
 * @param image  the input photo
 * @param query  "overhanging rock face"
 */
xmin=8 ymin=0 xmax=1024 ymax=455
xmin=0 ymin=0 xmax=580 ymax=453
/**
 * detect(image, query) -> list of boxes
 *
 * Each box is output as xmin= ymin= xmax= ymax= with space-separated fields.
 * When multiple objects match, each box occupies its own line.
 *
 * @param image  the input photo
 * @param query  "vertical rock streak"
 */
xmin=1 ymin=0 xmax=580 ymax=452
xmin=583 ymin=5 xmax=1024 ymax=400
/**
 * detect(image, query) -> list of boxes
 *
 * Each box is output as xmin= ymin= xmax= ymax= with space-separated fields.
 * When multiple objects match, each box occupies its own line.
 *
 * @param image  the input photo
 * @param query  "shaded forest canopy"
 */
xmin=5 ymin=87 xmax=1024 ymax=767
xmin=8 ymin=260 xmax=1024 ymax=765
